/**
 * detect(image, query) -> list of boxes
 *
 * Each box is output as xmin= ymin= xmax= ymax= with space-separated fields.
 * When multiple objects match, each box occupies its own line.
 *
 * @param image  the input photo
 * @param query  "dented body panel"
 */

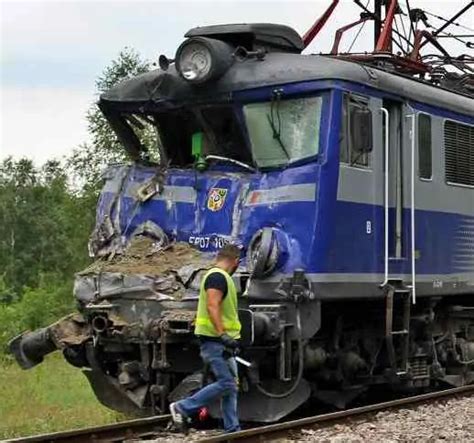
xmin=95 ymin=163 xmax=319 ymax=265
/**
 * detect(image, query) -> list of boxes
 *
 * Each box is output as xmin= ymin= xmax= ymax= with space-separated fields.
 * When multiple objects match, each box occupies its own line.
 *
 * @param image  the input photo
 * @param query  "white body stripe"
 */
xmin=245 ymin=183 xmax=317 ymax=206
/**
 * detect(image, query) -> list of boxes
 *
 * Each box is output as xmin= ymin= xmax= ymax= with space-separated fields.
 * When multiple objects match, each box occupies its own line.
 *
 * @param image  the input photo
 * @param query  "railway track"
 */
xmin=7 ymin=385 xmax=474 ymax=443
xmin=4 ymin=415 xmax=172 ymax=443
xmin=208 ymin=385 xmax=474 ymax=443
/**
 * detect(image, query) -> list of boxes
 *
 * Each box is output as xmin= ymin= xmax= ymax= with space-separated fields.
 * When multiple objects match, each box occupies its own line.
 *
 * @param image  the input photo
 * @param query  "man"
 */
xmin=170 ymin=244 xmax=242 ymax=433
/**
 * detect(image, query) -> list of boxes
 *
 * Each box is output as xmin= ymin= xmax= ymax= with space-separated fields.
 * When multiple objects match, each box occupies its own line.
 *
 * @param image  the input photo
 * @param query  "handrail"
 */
xmin=381 ymin=108 xmax=390 ymax=288
xmin=408 ymin=113 xmax=417 ymax=304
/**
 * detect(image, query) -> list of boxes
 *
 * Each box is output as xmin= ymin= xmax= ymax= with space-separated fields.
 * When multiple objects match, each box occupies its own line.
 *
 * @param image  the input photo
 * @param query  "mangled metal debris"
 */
xmin=75 ymin=239 xmax=213 ymax=303
xmin=9 ymin=313 xmax=91 ymax=369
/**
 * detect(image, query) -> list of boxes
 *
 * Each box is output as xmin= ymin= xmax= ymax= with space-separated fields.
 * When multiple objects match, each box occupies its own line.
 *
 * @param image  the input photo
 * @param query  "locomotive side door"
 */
xmin=336 ymin=93 xmax=416 ymax=297
xmin=380 ymin=99 xmax=416 ymax=294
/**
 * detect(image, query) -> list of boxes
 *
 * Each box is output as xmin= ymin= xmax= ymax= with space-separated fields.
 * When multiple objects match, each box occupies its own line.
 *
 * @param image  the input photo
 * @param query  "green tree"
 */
xmin=0 ymin=47 xmax=152 ymax=354
xmin=68 ymin=47 xmax=152 ymax=190
xmin=0 ymin=158 xmax=93 ymax=293
xmin=88 ymin=47 xmax=151 ymax=155
xmin=0 ymin=48 xmax=152 ymax=295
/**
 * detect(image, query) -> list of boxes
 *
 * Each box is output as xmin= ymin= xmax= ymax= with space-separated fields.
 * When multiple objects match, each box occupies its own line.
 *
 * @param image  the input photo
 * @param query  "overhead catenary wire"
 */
xmin=352 ymin=0 xmax=414 ymax=51
xmin=436 ymin=30 xmax=474 ymax=47
xmin=393 ymin=14 xmax=407 ymax=54
xmin=407 ymin=5 xmax=474 ymax=60
xmin=343 ymin=1 xmax=472 ymax=95
xmin=347 ymin=0 xmax=370 ymax=52
xmin=405 ymin=0 xmax=416 ymax=45
xmin=415 ymin=11 xmax=474 ymax=51
xmin=423 ymin=9 xmax=474 ymax=33
xmin=419 ymin=2 xmax=474 ymax=51
xmin=398 ymin=9 xmax=410 ymax=53
xmin=347 ymin=20 xmax=368 ymax=52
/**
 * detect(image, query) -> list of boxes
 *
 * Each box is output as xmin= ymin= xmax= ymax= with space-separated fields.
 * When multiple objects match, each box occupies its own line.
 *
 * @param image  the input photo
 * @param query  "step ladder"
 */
xmin=385 ymin=286 xmax=411 ymax=376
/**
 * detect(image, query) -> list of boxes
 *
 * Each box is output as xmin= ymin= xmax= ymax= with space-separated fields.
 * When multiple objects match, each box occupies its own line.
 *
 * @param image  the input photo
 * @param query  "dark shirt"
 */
xmin=204 ymin=271 xmax=228 ymax=299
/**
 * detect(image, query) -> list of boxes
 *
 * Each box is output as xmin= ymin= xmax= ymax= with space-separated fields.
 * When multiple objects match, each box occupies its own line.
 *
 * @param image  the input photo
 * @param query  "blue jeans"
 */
xmin=176 ymin=340 xmax=240 ymax=432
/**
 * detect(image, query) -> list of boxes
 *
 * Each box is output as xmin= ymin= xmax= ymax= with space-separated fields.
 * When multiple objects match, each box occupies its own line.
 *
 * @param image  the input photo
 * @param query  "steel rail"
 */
xmin=5 ymin=414 xmax=171 ymax=443
xmin=202 ymin=385 xmax=474 ymax=442
xmin=7 ymin=385 xmax=473 ymax=443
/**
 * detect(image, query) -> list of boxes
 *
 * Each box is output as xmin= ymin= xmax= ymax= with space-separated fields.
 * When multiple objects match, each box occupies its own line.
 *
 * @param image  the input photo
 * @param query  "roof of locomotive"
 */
xmin=100 ymin=51 xmax=473 ymax=117
xmin=185 ymin=23 xmax=304 ymax=53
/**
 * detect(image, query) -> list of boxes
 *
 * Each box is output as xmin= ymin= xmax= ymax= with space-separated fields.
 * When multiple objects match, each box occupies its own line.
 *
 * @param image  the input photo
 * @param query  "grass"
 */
xmin=0 ymin=353 xmax=124 ymax=439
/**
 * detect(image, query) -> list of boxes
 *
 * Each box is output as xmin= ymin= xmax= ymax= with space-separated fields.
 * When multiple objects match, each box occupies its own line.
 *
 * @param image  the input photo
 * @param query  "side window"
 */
xmin=418 ymin=114 xmax=432 ymax=179
xmin=444 ymin=120 xmax=474 ymax=187
xmin=340 ymin=95 xmax=372 ymax=168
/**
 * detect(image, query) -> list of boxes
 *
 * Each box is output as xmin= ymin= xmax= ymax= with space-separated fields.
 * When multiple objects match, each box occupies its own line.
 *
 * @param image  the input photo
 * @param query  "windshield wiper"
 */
xmin=205 ymin=155 xmax=256 ymax=172
xmin=266 ymin=93 xmax=290 ymax=160
xmin=266 ymin=114 xmax=290 ymax=159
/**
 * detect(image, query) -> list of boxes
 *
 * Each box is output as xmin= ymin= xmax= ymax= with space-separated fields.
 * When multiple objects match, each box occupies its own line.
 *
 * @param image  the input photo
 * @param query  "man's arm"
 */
xmin=206 ymin=288 xmax=225 ymax=336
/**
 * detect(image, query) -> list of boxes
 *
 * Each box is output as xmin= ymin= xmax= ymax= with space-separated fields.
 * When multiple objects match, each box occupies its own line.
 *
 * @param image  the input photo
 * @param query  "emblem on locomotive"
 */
xmin=207 ymin=188 xmax=228 ymax=212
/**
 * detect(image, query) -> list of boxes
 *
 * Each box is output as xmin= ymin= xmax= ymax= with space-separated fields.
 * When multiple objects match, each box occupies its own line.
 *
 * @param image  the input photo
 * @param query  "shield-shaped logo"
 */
xmin=207 ymin=188 xmax=228 ymax=212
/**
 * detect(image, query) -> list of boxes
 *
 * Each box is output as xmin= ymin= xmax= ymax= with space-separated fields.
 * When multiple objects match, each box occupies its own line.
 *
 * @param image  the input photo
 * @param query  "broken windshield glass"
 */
xmin=111 ymin=105 xmax=253 ymax=170
xmin=154 ymin=106 xmax=253 ymax=168
xmin=243 ymin=96 xmax=323 ymax=168
xmin=123 ymin=114 xmax=162 ymax=164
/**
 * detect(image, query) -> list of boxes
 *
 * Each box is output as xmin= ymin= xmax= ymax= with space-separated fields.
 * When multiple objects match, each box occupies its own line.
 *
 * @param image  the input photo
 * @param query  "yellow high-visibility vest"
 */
xmin=194 ymin=267 xmax=241 ymax=339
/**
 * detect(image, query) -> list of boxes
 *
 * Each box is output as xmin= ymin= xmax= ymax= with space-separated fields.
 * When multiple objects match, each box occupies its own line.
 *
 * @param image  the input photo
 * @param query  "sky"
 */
xmin=1 ymin=0 xmax=472 ymax=164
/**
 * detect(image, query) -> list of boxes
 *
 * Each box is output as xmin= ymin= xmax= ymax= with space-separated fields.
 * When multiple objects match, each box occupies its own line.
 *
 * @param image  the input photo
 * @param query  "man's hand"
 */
xmin=220 ymin=333 xmax=239 ymax=349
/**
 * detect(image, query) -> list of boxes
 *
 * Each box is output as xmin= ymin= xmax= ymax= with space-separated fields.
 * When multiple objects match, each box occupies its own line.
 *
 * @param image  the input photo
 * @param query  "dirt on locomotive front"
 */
xmin=78 ymin=238 xmax=214 ymax=301
xmin=82 ymin=237 xmax=210 ymax=278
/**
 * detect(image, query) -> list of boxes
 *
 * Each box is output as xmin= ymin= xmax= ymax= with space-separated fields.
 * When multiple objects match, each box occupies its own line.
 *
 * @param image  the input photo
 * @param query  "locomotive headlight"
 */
xmin=175 ymin=37 xmax=234 ymax=84
xmin=247 ymin=228 xmax=289 ymax=278
xmin=178 ymin=41 xmax=212 ymax=81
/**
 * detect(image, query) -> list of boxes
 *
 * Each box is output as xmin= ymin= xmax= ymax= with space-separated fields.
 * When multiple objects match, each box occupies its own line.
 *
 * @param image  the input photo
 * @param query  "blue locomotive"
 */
xmin=10 ymin=2 xmax=474 ymax=424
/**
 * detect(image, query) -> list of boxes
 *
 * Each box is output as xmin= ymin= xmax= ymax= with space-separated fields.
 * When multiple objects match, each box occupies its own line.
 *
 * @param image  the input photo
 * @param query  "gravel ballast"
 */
xmin=284 ymin=395 xmax=474 ymax=442
xmin=133 ymin=394 xmax=474 ymax=442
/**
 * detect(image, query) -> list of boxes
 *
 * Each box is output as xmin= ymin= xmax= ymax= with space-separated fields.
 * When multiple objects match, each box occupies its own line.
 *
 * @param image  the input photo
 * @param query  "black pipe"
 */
xmin=91 ymin=315 xmax=109 ymax=333
xmin=9 ymin=328 xmax=57 ymax=369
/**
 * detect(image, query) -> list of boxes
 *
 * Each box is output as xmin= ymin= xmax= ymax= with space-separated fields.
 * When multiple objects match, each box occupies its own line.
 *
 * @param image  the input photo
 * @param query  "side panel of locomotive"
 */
xmin=311 ymin=82 xmax=474 ymax=300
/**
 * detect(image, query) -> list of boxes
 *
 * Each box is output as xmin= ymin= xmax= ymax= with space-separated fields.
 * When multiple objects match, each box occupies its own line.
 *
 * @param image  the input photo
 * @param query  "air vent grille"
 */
xmin=444 ymin=120 xmax=474 ymax=187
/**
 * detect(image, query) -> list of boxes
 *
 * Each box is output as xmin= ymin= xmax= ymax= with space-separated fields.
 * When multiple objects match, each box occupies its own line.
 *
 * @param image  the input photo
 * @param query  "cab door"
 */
xmin=380 ymin=99 xmax=416 ymax=295
xmin=336 ymin=93 xmax=379 ymax=279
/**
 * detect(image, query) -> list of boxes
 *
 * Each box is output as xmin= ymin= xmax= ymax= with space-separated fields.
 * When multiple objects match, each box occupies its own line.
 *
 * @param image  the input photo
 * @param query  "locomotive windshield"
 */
xmin=118 ymin=96 xmax=323 ymax=170
xmin=244 ymin=96 xmax=323 ymax=168
xmin=155 ymin=105 xmax=253 ymax=168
